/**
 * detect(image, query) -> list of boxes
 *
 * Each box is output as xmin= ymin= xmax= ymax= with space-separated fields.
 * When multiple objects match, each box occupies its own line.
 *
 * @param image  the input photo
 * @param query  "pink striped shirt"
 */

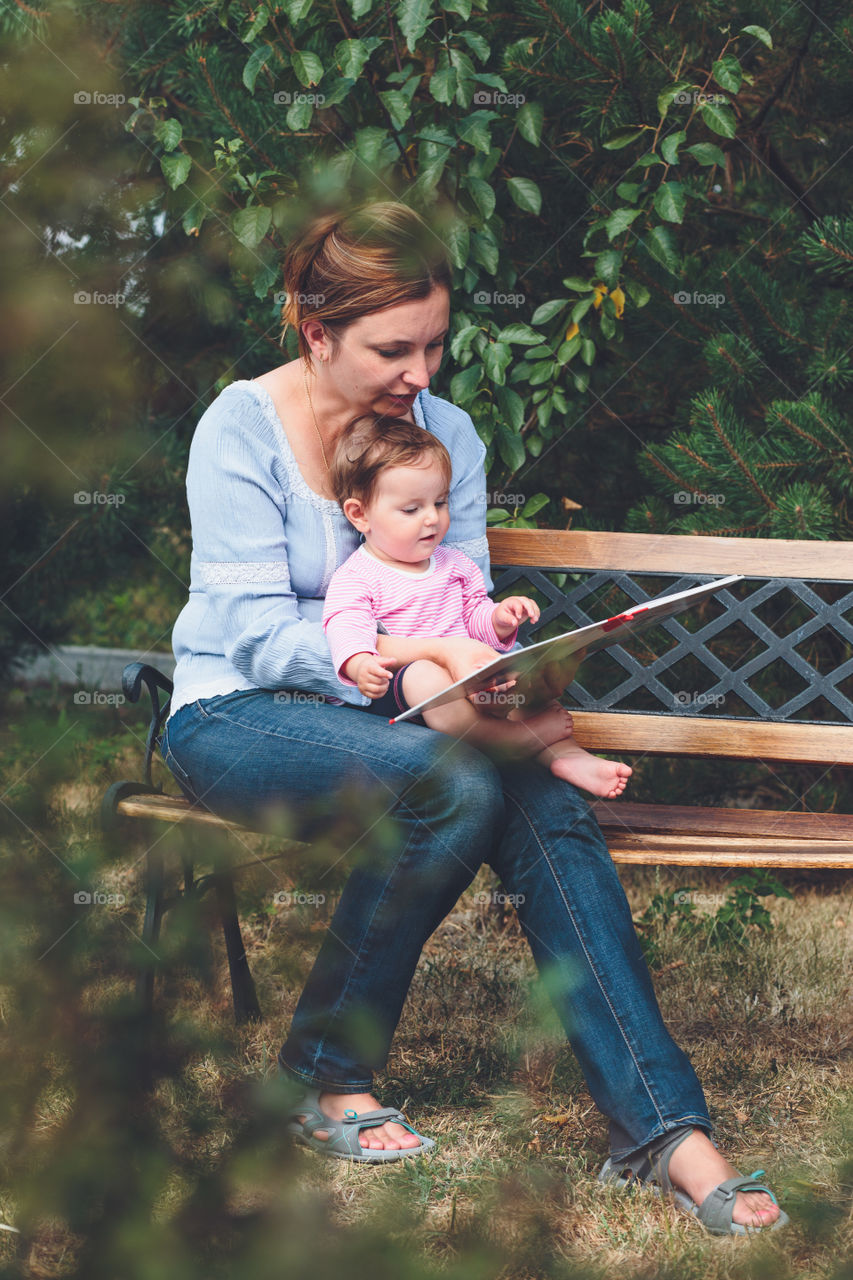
xmin=323 ymin=543 xmax=517 ymax=686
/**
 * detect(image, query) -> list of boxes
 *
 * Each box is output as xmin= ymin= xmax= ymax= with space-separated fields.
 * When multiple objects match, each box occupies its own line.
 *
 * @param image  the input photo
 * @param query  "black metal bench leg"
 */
xmin=136 ymin=847 xmax=165 ymax=1013
xmin=214 ymin=873 xmax=262 ymax=1024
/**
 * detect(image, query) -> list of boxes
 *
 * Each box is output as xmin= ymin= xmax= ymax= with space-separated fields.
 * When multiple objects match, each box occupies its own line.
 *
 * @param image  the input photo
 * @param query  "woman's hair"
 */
xmin=279 ymin=201 xmax=452 ymax=360
xmin=329 ymin=414 xmax=453 ymax=513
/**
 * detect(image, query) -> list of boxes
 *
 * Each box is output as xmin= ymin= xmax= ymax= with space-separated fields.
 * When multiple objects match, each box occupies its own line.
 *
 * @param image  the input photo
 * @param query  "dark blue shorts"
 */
xmin=360 ymin=661 xmax=425 ymax=725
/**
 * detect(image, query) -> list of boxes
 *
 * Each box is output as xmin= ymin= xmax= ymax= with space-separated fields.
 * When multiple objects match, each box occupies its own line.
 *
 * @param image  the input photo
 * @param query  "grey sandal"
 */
xmin=599 ymin=1126 xmax=789 ymax=1235
xmin=286 ymin=1087 xmax=435 ymax=1163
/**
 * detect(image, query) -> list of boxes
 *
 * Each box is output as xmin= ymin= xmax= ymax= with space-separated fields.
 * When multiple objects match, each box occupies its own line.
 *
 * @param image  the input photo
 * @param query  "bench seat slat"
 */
xmin=591 ymin=801 xmax=853 ymax=841
xmin=603 ymin=833 xmax=852 ymax=869
xmin=118 ymin=794 xmax=852 ymax=868
xmin=571 ymin=712 xmax=853 ymax=765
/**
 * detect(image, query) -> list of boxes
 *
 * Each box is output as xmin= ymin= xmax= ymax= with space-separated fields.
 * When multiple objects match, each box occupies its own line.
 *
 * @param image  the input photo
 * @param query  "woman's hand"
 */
xmin=431 ymin=636 xmax=513 ymax=690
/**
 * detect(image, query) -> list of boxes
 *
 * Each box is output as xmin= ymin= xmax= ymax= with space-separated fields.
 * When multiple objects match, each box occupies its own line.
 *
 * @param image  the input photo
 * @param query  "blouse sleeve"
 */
xmin=186 ymin=398 xmax=368 ymax=704
xmin=441 ymin=411 xmax=494 ymax=592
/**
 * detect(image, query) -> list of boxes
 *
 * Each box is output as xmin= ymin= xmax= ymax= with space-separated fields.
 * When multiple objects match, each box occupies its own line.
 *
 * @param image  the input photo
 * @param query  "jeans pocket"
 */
xmin=160 ymin=723 xmax=196 ymax=797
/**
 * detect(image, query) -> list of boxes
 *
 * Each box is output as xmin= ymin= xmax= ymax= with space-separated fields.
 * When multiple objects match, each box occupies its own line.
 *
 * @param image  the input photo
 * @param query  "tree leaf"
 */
xmin=496 ymin=323 xmax=544 ymax=345
xmin=496 ymin=422 xmax=526 ymax=470
xmin=154 ymin=118 xmax=182 ymax=151
xmin=495 ymin=385 xmax=524 ymax=432
xmin=521 ymin=492 xmax=549 ymax=517
xmin=396 ymin=0 xmax=432 ymax=54
xmin=616 ymin=181 xmax=642 ymax=202
xmin=740 ymin=24 xmax=772 ymax=48
xmin=625 ymin=279 xmax=650 ymax=307
xmin=594 ymin=249 xmax=621 ymax=287
xmin=531 ymin=298 xmax=569 ymax=324
xmin=685 ymin=142 xmax=727 ymax=167
xmin=160 ymin=152 xmax=191 ymax=189
xmin=603 ymin=127 xmax=646 ymax=150
xmin=334 ymin=38 xmax=372 ymax=81
xmin=242 ymin=44 xmax=274 ymax=93
xmin=429 ymin=66 xmax=457 ymax=104
xmin=253 ymin=263 xmax=278 ymax=299
xmin=231 ymin=205 xmax=272 ymax=248
xmin=450 ymin=362 xmax=481 ymax=403
xmin=517 ymin=101 xmax=544 ymax=146
xmin=291 ymin=49 xmax=324 ymax=86
xmin=657 ymin=82 xmax=693 ymax=118
xmin=654 ymin=180 xmax=686 ymax=223
xmin=483 ymin=341 xmax=512 ymax=384
xmin=660 ymin=129 xmax=686 ymax=166
xmin=562 ymin=276 xmax=593 ymax=291
xmin=458 ymin=112 xmax=494 ymax=154
xmin=378 ymin=89 xmax=411 ymax=130
xmin=450 ymin=324 xmax=480 ymax=360
xmin=445 ymin=219 xmax=470 ymax=269
xmin=506 ymin=177 xmax=541 ymax=215
xmin=605 ymin=207 xmax=642 ymax=241
xmin=712 ymin=54 xmax=742 ymax=94
xmin=465 ymin=175 xmax=495 ymax=221
xmin=699 ymin=101 xmax=736 ymax=139
xmin=645 ymin=224 xmax=680 ymax=275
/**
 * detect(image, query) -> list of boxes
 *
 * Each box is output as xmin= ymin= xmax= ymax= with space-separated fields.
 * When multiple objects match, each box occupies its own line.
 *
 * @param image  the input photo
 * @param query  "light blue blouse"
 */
xmin=168 ymin=379 xmax=493 ymax=718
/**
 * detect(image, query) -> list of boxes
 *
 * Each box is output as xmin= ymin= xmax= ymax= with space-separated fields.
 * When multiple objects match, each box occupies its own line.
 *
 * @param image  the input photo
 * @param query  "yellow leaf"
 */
xmin=565 ymin=322 xmax=579 ymax=340
xmin=610 ymin=285 xmax=625 ymax=318
xmin=592 ymin=282 xmax=608 ymax=310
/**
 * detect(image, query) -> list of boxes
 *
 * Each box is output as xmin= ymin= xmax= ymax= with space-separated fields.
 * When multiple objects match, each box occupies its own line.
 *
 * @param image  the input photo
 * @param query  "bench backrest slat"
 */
xmin=488 ymin=528 xmax=853 ymax=579
xmin=486 ymin=528 xmax=853 ymax=767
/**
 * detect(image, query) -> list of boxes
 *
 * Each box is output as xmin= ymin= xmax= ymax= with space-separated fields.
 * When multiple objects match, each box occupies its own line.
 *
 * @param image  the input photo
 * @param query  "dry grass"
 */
xmin=1 ymin=702 xmax=852 ymax=1278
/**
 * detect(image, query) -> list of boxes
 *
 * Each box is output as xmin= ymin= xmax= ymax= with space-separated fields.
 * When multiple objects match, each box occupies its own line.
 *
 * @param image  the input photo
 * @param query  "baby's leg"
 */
xmin=400 ymin=661 xmax=572 ymax=758
xmin=536 ymin=734 xmax=632 ymax=799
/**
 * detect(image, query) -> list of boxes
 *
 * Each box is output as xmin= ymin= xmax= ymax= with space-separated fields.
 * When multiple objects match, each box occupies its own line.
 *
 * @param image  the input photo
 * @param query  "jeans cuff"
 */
xmin=609 ymin=1115 xmax=714 ymax=1162
xmin=277 ymin=1053 xmax=374 ymax=1095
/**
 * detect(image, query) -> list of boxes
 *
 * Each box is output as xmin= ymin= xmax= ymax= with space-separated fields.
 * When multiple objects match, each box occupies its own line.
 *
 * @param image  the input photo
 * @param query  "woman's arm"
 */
xmin=185 ymin=397 xmax=365 ymax=703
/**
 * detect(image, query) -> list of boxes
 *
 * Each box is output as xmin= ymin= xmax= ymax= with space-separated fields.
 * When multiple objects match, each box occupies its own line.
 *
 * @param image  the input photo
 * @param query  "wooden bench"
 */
xmin=102 ymin=527 xmax=853 ymax=1022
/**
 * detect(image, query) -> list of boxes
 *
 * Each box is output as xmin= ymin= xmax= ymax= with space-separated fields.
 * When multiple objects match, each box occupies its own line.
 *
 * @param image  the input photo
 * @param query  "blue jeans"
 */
xmin=162 ymin=688 xmax=712 ymax=1159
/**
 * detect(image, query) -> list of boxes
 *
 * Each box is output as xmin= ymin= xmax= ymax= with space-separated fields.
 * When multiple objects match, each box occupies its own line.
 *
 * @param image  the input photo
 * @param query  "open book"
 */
xmin=389 ymin=573 xmax=744 ymax=724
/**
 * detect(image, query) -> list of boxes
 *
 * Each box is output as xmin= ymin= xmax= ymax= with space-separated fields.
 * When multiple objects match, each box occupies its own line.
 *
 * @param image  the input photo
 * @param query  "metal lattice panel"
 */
xmin=490 ymin=566 xmax=853 ymax=724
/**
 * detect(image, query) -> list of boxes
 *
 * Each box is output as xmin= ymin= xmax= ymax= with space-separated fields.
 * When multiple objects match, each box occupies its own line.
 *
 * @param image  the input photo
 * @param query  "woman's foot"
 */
xmin=666 ymin=1129 xmax=781 ymax=1229
xmin=299 ymin=1092 xmax=423 ymax=1151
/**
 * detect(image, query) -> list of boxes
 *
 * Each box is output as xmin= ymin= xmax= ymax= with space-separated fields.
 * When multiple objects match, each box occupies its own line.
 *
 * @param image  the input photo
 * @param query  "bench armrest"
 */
xmin=122 ymin=662 xmax=174 ymax=789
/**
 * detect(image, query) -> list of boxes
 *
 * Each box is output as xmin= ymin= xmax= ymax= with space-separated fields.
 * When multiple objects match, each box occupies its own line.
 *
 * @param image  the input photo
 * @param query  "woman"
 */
xmin=161 ymin=201 xmax=785 ymax=1233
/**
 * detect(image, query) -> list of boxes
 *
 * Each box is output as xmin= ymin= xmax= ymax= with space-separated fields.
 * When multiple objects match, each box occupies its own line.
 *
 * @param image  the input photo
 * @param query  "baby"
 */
xmin=322 ymin=415 xmax=631 ymax=799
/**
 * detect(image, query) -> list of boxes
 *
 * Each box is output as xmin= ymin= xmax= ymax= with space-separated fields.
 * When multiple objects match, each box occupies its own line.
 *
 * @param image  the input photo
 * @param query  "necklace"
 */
xmin=302 ymin=362 xmax=330 ymax=472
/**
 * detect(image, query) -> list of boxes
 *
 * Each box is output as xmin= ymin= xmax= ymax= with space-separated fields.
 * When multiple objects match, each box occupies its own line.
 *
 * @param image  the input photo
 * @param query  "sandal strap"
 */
xmin=604 ymin=1126 xmax=694 ymax=1193
xmin=695 ymin=1173 xmax=777 ymax=1234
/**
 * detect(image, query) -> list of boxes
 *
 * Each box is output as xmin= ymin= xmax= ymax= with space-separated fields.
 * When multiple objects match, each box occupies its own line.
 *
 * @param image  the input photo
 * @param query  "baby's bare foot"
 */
xmin=550 ymin=754 xmax=632 ymax=798
xmin=517 ymin=705 xmax=574 ymax=750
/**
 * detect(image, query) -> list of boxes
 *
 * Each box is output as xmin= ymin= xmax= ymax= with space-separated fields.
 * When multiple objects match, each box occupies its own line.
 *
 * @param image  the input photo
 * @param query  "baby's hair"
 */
xmin=330 ymin=415 xmax=452 ymax=513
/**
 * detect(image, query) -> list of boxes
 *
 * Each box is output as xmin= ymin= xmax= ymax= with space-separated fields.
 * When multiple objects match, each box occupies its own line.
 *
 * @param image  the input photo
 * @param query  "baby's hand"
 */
xmin=492 ymin=595 xmax=540 ymax=638
xmin=354 ymin=654 xmax=397 ymax=699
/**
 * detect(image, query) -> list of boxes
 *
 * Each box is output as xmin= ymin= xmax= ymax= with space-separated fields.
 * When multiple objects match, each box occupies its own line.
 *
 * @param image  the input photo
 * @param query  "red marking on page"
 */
xmin=602 ymin=605 xmax=649 ymax=632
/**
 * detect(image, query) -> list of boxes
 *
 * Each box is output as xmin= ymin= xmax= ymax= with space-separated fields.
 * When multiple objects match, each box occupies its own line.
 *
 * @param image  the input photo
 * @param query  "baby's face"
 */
xmin=361 ymin=458 xmax=451 ymax=567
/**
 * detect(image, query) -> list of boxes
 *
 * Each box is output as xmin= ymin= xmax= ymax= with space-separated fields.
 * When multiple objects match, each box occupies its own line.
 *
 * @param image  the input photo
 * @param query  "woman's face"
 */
xmin=317 ymin=285 xmax=450 ymax=415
